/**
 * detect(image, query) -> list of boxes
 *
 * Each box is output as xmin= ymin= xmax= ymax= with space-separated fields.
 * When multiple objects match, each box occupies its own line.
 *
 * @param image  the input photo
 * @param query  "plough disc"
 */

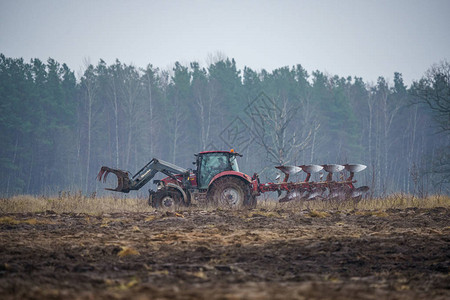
xmin=344 ymin=164 xmax=367 ymax=173
xmin=305 ymin=186 xmax=327 ymax=200
xmin=275 ymin=165 xmax=302 ymax=175
xmin=351 ymin=186 xmax=370 ymax=198
xmin=300 ymin=165 xmax=323 ymax=174
xmin=322 ymin=164 xmax=345 ymax=173
xmin=271 ymin=163 xmax=369 ymax=203
xmin=278 ymin=189 xmax=302 ymax=203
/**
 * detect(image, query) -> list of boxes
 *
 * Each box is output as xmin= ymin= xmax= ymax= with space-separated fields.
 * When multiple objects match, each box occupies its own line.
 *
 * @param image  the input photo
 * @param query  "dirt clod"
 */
xmin=0 ymin=207 xmax=449 ymax=299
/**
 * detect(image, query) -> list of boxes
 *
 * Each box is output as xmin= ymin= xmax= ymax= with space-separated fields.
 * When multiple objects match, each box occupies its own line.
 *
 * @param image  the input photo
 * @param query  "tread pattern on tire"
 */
xmin=151 ymin=188 xmax=184 ymax=208
xmin=208 ymin=176 xmax=255 ymax=208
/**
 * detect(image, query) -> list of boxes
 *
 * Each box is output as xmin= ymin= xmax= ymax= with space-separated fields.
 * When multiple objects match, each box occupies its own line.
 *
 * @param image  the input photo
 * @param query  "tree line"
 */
xmin=0 ymin=53 xmax=448 ymax=197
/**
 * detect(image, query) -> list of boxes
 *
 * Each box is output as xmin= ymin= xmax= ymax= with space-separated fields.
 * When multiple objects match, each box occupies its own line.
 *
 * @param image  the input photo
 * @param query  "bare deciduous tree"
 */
xmin=250 ymin=96 xmax=318 ymax=165
xmin=410 ymin=61 xmax=450 ymax=188
xmin=411 ymin=60 xmax=450 ymax=132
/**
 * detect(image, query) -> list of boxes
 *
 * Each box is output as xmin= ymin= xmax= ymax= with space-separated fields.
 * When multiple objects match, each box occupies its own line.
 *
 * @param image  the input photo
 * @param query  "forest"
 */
xmin=0 ymin=53 xmax=448 ymax=197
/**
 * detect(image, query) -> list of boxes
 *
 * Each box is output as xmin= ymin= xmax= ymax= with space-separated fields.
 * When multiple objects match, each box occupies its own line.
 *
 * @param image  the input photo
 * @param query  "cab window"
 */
xmin=230 ymin=155 xmax=239 ymax=172
xmin=198 ymin=153 xmax=233 ymax=189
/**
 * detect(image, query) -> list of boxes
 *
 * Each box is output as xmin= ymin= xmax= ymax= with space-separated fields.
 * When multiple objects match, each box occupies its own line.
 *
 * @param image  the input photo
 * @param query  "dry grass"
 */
xmin=0 ymin=191 xmax=153 ymax=214
xmin=0 ymin=216 xmax=55 ymax=225
xmin=255 ymin=193 xmax=450 ymax=213
xmin=117 ymin=246 xmax=140 ymax=257
xmin=358 ymin=194 xmax=450 ymax=210
xmin=0 ymin=192 xmax=448 ymax=214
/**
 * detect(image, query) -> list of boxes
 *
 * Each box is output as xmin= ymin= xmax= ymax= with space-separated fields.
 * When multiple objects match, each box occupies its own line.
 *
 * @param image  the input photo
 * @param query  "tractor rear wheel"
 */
xmin=151 ymin=188 xmax=184 ymax=209
xmin=208 ymin=176 xmax=255 ymax=208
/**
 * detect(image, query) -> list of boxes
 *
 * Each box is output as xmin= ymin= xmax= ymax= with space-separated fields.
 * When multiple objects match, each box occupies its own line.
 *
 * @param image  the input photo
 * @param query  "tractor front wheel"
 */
xmin=150 ymin=188 xmax=184 ymax=209
xmin=208 ymin=177 xmax=255 ymax=208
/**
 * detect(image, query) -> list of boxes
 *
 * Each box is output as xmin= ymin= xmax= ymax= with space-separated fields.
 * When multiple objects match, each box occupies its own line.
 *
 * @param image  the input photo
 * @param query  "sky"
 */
xmin=1 ymin=0 xmax=449 ymax=85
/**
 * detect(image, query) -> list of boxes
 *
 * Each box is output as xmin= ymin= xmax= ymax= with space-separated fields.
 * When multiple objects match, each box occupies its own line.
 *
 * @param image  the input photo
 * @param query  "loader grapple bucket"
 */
xmin=96 ymin=166 xmax=132 ymax=193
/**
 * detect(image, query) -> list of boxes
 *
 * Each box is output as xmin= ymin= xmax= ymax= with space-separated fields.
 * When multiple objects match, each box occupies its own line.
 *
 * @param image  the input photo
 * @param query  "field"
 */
xmin=0 ymin=194 xmax=449 ymax=299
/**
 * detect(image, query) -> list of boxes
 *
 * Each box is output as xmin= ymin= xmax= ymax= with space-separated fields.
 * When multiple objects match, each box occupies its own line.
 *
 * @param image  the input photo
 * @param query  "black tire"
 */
xmin=151 ymin=188 xmax=184 ymax=209
xmin=207 ymin=176 xmax=255 ymax=208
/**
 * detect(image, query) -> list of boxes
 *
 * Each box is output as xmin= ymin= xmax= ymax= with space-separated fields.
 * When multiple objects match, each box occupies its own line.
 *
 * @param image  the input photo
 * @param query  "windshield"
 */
xmin=197 ymin=153 xmax=239 ymax=189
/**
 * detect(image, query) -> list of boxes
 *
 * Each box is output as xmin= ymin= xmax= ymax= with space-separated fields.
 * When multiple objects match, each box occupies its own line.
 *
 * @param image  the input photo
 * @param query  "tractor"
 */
xmin=97 ymin=150 xmax=369 ymax=208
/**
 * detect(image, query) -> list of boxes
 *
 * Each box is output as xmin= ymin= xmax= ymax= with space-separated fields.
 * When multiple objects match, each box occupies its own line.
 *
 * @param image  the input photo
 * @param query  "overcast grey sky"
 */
xmin=1 ymin=0 xmax=449 ymax=85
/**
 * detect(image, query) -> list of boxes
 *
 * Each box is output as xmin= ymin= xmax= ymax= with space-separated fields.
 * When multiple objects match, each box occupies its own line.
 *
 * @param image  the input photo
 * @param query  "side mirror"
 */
xmin=192 ymin=161 xmax=196 ymax=165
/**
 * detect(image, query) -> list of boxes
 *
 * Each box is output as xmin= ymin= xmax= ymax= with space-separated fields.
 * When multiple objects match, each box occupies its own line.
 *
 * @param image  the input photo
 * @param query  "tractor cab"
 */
xmin=196 ymin=151 xmax=241 ymax=189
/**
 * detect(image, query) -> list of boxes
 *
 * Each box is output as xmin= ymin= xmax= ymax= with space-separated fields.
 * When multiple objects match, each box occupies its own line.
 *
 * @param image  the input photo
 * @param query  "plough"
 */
xmin=264 ymin=163 xmax=369 ymax=202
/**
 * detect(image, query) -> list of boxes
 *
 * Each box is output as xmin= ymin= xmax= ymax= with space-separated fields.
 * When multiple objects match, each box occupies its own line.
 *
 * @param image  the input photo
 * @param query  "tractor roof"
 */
xmin=197 ymin=150 xmax=242 ymax=156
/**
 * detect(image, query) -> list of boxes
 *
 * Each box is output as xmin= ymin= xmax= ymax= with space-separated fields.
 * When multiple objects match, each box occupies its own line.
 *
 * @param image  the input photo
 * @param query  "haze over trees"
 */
xmin=0 ymin=53 xmax=448 ymax=196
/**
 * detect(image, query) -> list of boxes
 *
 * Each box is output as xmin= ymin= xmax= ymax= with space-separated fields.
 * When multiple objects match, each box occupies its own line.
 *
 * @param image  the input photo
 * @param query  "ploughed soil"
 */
xmin=0 ymin=207 xmax=449 ymax=299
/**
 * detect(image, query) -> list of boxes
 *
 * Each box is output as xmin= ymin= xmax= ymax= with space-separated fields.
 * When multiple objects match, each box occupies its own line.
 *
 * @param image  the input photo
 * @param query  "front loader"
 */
xmin=98 ymin=151 xmax=256 ymax=208
xmin=97 ymin=150 xmax=369 ymax=208
xmin=97 ymin=158 xmax=191 ymax=206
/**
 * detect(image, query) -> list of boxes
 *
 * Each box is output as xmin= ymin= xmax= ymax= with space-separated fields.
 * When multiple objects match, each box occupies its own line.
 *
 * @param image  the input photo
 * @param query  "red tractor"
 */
xmin=97 ymin=150 xmax=368 ymax=208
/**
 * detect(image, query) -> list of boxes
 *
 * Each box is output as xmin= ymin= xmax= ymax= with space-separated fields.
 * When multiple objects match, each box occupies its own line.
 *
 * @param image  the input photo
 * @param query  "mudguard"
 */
xmin=164 ymin=182 xmax=189 ymax=204
xmin=208 ymin=171 xmax=252 ymax=190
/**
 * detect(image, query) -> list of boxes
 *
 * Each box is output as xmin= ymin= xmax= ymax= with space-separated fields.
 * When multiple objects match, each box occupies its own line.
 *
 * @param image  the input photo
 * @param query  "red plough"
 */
xmin=260 ymin=164 xmax=369 ymax=202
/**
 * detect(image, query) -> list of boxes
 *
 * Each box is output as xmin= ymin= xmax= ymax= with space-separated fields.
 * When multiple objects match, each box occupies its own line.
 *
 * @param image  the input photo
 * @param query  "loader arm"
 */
xmin=97 ymin=158 xmax=189 ymax=193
